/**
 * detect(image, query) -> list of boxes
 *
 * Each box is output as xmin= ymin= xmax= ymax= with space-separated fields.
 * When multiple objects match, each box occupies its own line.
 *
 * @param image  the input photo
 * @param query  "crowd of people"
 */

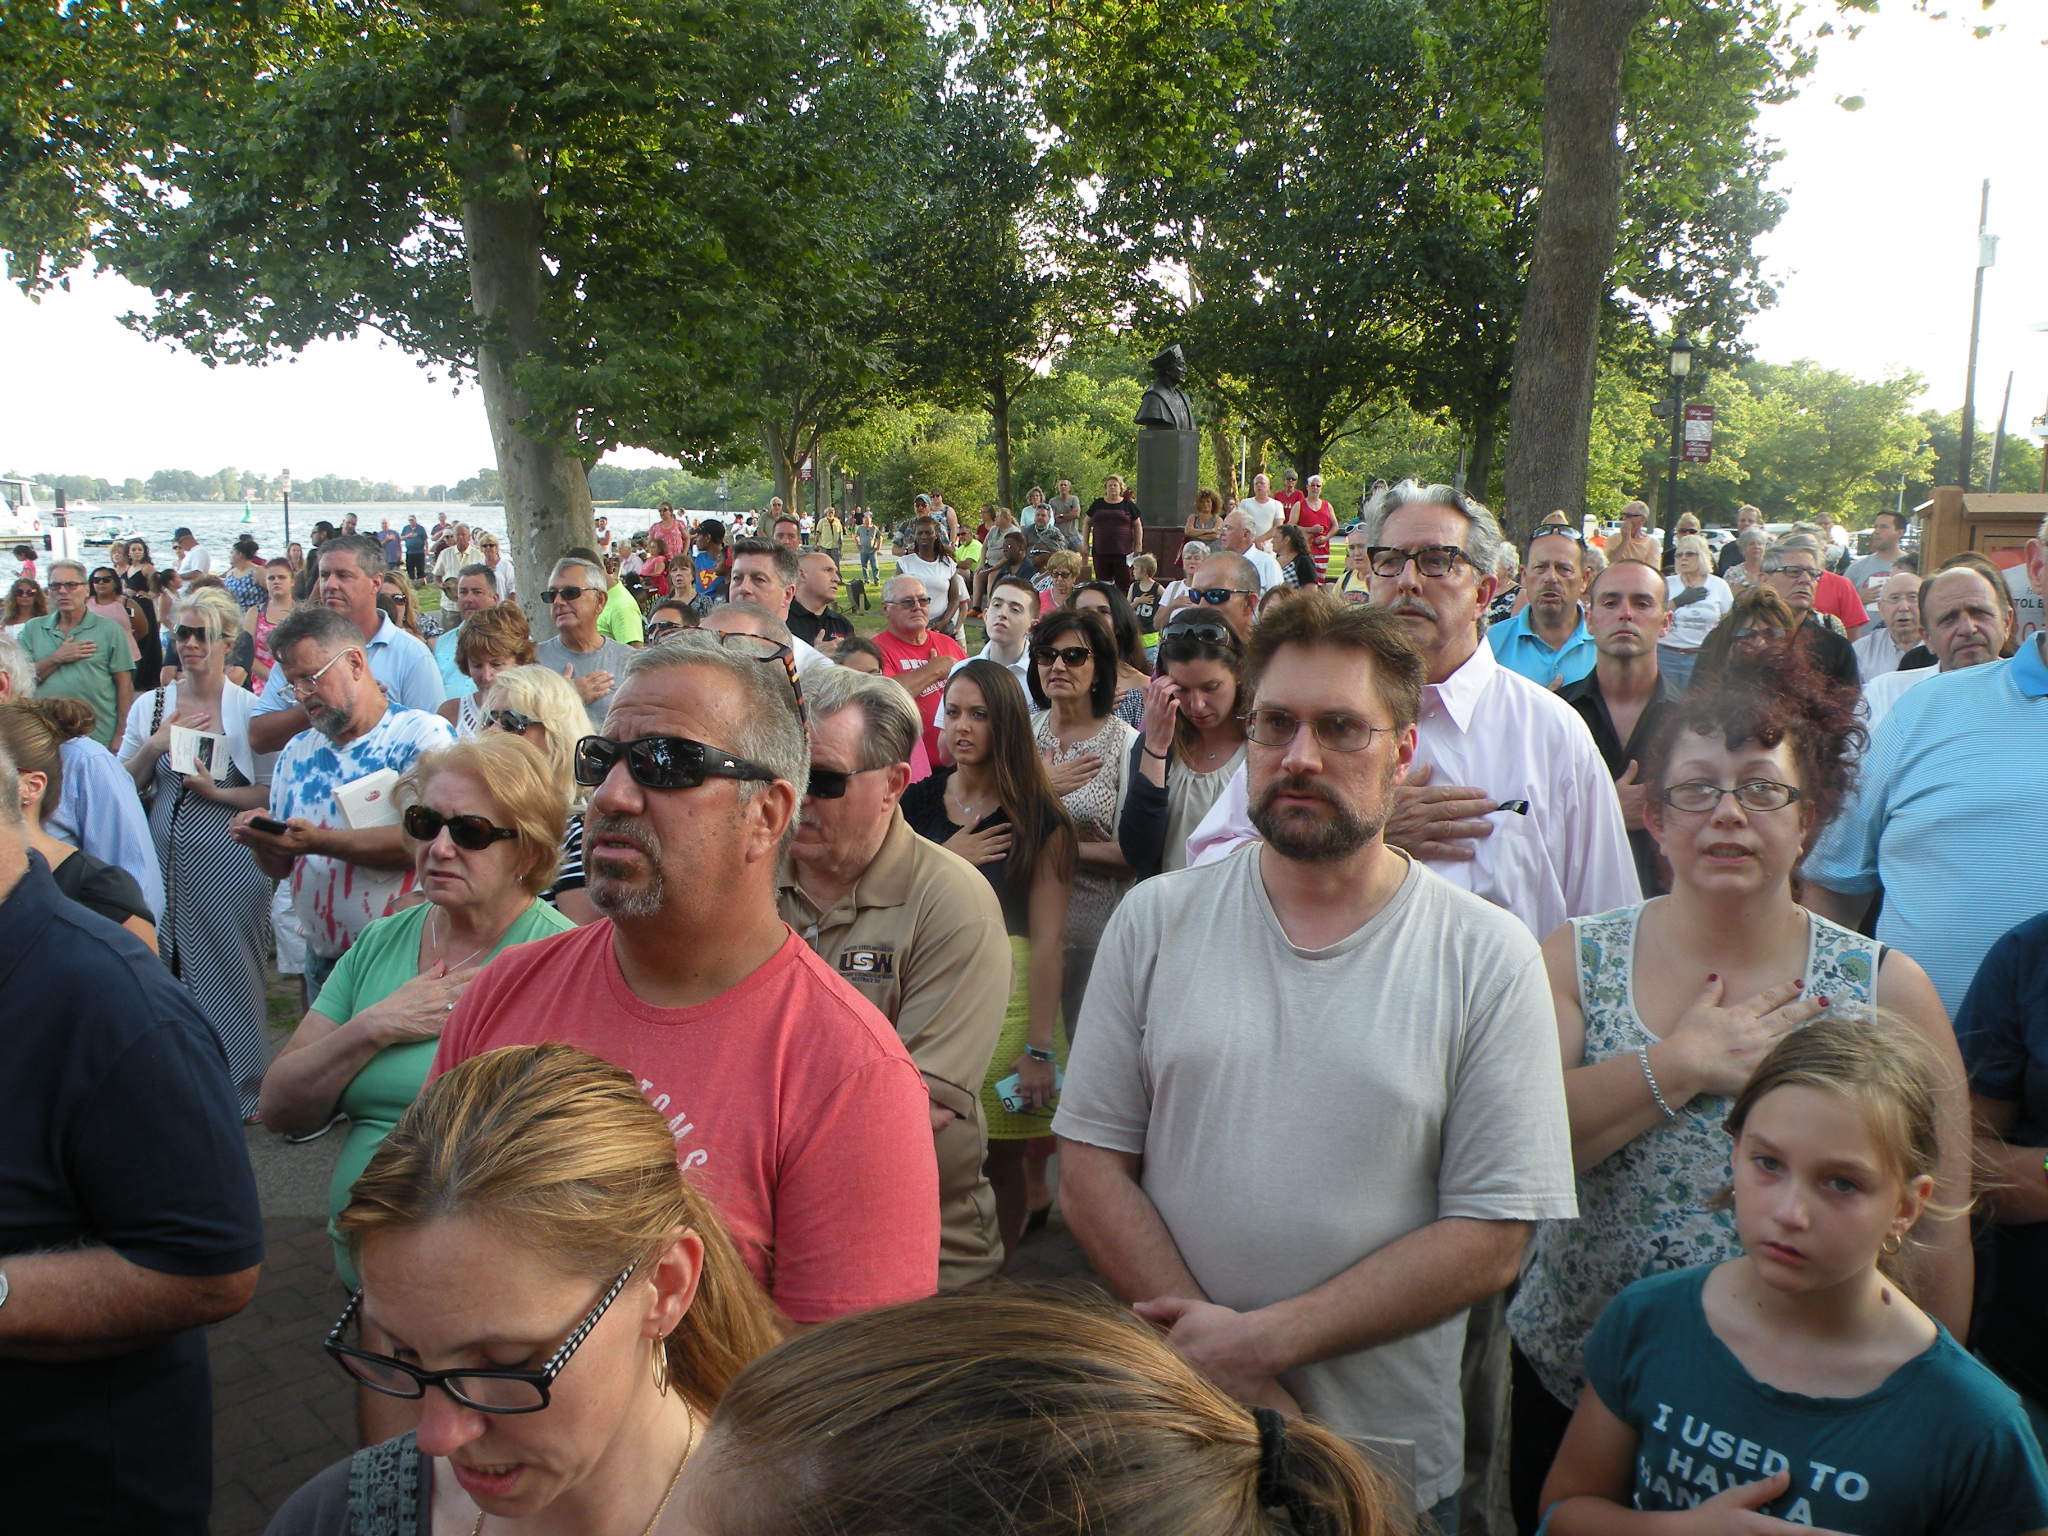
xmin=6 ymin=475 xmax=2048 ymax=1536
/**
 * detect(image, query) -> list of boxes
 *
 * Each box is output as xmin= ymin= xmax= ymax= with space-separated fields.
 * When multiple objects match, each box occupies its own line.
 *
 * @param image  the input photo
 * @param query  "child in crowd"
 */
xmin=1540 ymin=1013 xmax=2048 ymax=1534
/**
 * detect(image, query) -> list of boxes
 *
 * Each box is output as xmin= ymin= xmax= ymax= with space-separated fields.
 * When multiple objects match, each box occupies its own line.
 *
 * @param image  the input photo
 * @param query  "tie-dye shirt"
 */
xmin=269 ymin=704 xmax=456 ymax=959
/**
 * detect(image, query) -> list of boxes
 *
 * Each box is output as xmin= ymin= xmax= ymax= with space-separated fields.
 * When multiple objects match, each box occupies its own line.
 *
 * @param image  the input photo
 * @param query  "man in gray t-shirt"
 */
xmin=535 ymin=556 xmax=637 ymax=728
xmin=1054 ymin=598 xmax=1576 ymax=1526
xmin=1048 ymin=478 xmax=1084 ymax=547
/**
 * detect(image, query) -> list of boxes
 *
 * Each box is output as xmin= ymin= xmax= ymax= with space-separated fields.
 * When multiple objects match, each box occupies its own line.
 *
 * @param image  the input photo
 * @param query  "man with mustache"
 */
xmin=231 ymin=605 xmax=454 ymax=1001
xmin=1485 ymin=526 xmax=1596 ymax=688
xmin=430 ymin=632 xmax=942 ymax=1321
xmin=1056 ymin=594 xmax=1577 ymax=1536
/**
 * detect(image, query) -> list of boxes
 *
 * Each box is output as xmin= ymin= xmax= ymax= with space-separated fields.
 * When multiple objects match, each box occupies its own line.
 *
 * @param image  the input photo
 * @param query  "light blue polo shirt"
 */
xmin=254 ymin=611 xmax=445 ymax=716
xmin=434 ymin=621 xmax=473 ymax=699
xmin=1807 ymin=635 xmax=2048 ymax=1016
xmin=1486 ymin=607 xmax=1596 ymax=689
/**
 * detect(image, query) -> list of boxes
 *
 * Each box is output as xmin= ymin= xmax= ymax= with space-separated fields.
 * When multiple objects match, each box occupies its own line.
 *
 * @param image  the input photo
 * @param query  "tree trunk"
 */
xmin=452 ymin=103 xmax=594 ymax=618
xmin=1289 ymin=441 xmax=1322 ymax=483
xmin=1250 ymin=437 xmax=1269 ymax=484
xmin=1205 ymin=398 xmax=1238 ymax=506
xmin=991 ymin=374 xmax=1015 ymax=513
xmin=1467 ymin=407 xmax=1500 ymax=505
xmin=1501 ymin=0 xmax=1653 ymax=547
xmin=759 ymin=415 xmax=799 ymax=509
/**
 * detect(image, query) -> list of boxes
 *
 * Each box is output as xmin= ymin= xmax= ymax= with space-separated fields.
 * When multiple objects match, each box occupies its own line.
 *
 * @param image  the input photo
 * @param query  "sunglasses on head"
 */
xmin=402 ymin=804 xmax=519 ymax=851
xmin=486 ymin=708 xmax=540 ymax=734
xmin=540 ymin=585 xmax=592 ymax=604
xmin=1189 ymin=587 xmax=1254 ymax=606
xmin=1159 ymin=615 xmax=1238 ymax=650
xmin=1034 ymin=644 xmax=1093 ymax=668
xmin=574 ymin=734 xmax=777 ymax=792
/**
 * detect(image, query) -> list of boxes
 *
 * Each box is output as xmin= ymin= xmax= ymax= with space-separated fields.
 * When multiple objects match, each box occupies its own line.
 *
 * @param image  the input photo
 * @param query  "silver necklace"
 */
xmin=430 ymin=906 xmax=493 ymax=973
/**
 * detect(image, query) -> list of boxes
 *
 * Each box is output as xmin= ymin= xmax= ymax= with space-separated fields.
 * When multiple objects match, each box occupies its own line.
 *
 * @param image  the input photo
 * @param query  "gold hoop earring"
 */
xmin=1881 ymin=1233 xmax=1903 ymax=1257
xmin=652 ymin=1338 xmax=671 ymax=1397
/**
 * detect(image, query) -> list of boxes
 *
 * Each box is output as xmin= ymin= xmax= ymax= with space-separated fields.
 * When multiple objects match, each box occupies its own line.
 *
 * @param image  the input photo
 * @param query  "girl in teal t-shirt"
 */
xmin=1540 ymin=1014 xmax=2048 ymax=1535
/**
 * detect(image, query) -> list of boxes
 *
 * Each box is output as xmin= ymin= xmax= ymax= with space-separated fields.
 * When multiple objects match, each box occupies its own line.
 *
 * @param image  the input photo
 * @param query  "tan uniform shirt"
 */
xmin=778 ymin=811 xmax=1010 ymax=1289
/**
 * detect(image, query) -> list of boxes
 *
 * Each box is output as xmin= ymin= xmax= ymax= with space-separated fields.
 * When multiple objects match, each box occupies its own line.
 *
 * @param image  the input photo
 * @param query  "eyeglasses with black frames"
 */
xmin=324 ymin=1262 xmax=636 ymax=1414
xmin=1364 ymin=546 xmax=1473 ymax=580
xmin=1659 ymin=780 xmax=1802 ymax=815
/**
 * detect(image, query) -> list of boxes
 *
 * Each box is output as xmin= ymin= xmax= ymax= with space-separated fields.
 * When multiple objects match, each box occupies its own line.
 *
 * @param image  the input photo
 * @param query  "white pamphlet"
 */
xmin=170 ymin=725 xmax=229 ymax=781
xmin=333 ymin=767 xmax=402 ymax=829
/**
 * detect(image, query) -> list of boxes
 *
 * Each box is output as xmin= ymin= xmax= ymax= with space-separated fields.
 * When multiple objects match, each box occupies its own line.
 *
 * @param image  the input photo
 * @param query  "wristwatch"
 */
xmin=1024 ymin=1045 xmax=1056 ymax=1063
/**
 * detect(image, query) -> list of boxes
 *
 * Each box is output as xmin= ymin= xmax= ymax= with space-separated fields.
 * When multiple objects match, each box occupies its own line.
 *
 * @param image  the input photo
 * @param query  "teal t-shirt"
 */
xmin=1583 ymin=1265 xmax=2048 ymax=1533
xmin=315 ymin=898 xmax=576 ymax=1288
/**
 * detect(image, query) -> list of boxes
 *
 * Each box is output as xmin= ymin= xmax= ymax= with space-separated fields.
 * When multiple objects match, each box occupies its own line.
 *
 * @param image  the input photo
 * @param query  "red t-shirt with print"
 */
xmin=875 ymin=628 xmax=968 ymax=763
xmin=430 ymin=922 xmax=939 ymax=1322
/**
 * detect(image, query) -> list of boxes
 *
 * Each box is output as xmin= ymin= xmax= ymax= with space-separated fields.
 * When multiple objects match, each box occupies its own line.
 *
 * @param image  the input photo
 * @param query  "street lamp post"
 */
xmin=1661 ymin=334 xmax=1693 ymax=573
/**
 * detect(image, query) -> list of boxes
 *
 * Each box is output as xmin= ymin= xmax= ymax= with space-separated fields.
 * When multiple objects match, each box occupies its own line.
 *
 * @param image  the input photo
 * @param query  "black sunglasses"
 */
xmin=174 ymin=624 xmax=213 ymax=644
xmin=645 ymin=620 xmax=687 ymax=639
xmin=325 ymin=1262 xmax=636 ymax=1415
xmin=540 ymin=585 xmax=593 ymax=604
xmin=485 ymin=708 xmax=540 ymax=734
xmin=575 ymin=734 xmax=778 ymax=792
xmin=402 ymin=804 xmax=520 ymax=851
xmin=807 ymin=764 xmax=879 ymax=800
xmin=1034 ymin=645 xmax=1093 ymax=669
xmin=1189 ymin=587 xmax=1255 ymax=606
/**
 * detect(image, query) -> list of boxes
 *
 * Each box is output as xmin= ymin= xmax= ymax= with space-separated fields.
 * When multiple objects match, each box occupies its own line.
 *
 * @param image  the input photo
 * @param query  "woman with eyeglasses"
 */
xmin=1118 ymin=613 xmax=1248 ymax=878
xmin=1038 ymin=548 xmax=1083 ymax=615
xmin=477 ymin=663 xmax=602 ymax=927
xmin=1503 ymin=647 xmax=1972 ymax=1528
xmin=4 ymin=575 xmax=46 ymax=637
xmin=260 ymin=735 xmax=574 ymax=1434
xmin=265 ymin=1043 xmax=783 ymax=1536
xmin=902 ymin=660 xmax=1077 ymax=1259
xmin=376 ymin=568 xmax=427 ymax=640
xmin=437 ymin=605 xmax=537 ymax=736
xmin=116 ymin=587 xmax=277 ymax=1116
xmin=475 ymin=534 xmax=516 ymax=602
xmin=1027 ymin=609 xmax=1136 ymax=1035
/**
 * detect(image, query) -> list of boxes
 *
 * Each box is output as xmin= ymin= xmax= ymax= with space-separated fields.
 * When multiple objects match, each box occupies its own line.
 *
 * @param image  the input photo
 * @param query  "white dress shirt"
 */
xmin=1852 ymin=626 xmax=1908 ymax=681
xmin=1244 ymin=546 xmax=1285 ymax=592
xmin=1186 ymin=636 xmax=1639 ymax=938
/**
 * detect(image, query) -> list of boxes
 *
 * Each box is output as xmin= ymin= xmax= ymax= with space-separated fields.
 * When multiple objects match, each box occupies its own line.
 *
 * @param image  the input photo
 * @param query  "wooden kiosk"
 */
xmin=1922 ymin=487 xmax=2046 ymax=646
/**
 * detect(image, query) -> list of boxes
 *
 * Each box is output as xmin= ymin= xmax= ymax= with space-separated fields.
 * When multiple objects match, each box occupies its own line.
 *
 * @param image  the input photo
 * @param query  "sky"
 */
xmin=3 ymin=5 xmax=2044 ymax=489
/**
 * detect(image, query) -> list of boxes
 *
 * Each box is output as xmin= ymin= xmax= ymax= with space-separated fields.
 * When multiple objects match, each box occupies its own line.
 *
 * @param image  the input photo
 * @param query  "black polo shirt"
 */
xmin=1557 ymin=669 xmax=1680 ymax=897
xmin=0 ymin=852 xmax=264 ymax=1533
xmin=787 ymin=598 xmax=853 ymax=649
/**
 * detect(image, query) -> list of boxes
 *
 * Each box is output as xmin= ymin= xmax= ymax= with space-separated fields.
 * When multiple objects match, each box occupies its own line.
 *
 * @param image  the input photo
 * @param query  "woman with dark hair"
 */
xmin=671 ymin=1288 xmax=1396 ymax=1536
xmin=1689 ymin=584 xmax=1801 ymax=685
xmin=225 ymin=535 xmax=265 ymax=611
xmin=1119 ymin=611 xmax=1250 ymax=877
xmin=1274 ymin=522 xmax=1321 ymax=589
xmin=3 ymin=575 xmax=45 ymax=636
xmin=1027 ymin=609 xmax=1136 ymax=1031
xmin=902 ymin=660 xmax=1077 ymax=1258
xmin=1184 ymin=485 xmax=1226 ymax=543
xmin=1073 ymin=579 xmax=1152 ymax=727
xmin=85 ymin=567 xmax=142 ymax=665
xmin=1504 ymin=646 xmax=1973 ymax=1528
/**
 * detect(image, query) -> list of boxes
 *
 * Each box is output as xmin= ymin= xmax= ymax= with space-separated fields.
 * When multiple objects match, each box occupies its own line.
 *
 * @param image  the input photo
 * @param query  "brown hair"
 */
xmin=1194 ymin=487 xmax=1225 ymax=521
xmin=944 ymin=660 xmax=1076 ymax=895
xmin=396 ymin=733 xmax=569 ymax=897
xmin=4 ymin=580 xmax=45 ymax=624
xmin=1725 ymin=1011 xmax=1959 ymax=1282
xmin=454 ymin=602 xmax=537 ymax=676
xmin=0 ymin=697 xmax=97 ymax=816
xmin=337 ymin=1044 xmax=783 ymax=1408
xmin=1693 ymin=584 xmax=1798 ymax=678
xmin=1241 ymin=589 xmax=1424 ymax=730
xmin=697 ymin=1287 xmax=1394 ymax=1536
xmin=1640 ymin=644 xmax=1864 ymax=856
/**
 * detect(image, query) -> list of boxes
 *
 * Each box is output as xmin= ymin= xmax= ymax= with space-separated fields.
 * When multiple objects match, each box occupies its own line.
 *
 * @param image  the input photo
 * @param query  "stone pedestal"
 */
xmin=1136 ymin=427 xmax=1200 ymax=531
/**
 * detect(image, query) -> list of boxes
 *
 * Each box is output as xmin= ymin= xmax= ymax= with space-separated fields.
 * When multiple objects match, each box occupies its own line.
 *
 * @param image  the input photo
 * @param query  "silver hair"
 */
xmin=549 ymin=556 xmax=608 ymax=591
xmin=882 ymin=574 xmax=926 ymax=604
xmin=1673 ymin=534 xmax=1710 ymax=563
xmin=1738 ymin=528 xmax=1766 ymax=551
xmin=1767 ymin=533 xmax=1823 ymax=563
xmin=0 ymin=633 xmax=34 ymax=699
xmin=706 ymin=601 xmax=794 ymax=650
xmin=1493 ymin=543 xmax=1521 ymax=580
xmin=46 ymin=558 xmax=88 ymax=584
xmin=621 ymin=631 xmax=809 ymax=802
xmin=1181 ymin=541 xmax=1210 ymax=562
xmin=269 ymin=603 xmax=362 ymax=660
xmin=803 ymin=665 xmax=921 ymax=770
xmin=1357 ymin=480 xmax=1504 ymax=583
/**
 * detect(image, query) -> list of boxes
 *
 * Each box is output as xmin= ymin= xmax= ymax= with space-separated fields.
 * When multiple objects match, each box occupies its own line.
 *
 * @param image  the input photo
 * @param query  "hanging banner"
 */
xmin=1681 ymin=404 xmax=1716 ymax=464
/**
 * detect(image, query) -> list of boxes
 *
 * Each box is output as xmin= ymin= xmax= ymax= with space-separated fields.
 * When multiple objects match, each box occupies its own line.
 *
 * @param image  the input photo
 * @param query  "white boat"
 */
xmin=0 ymin=478 xmax=49 ymax=543
xmin=82 ymin=508 xmax=137 ymax=546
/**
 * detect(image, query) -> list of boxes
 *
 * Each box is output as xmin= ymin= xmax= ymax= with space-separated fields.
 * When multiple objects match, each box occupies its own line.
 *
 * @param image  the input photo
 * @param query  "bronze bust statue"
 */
xmin=1135 ymin=343 xmax=1195 ymax=432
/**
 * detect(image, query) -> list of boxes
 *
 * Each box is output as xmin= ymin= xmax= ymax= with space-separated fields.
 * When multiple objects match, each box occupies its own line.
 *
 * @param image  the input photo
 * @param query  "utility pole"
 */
xmin=1988 ymin=371 xmax=2014 ymax=493
xmin=1959 ymin=179 xmax=1993 ymax=491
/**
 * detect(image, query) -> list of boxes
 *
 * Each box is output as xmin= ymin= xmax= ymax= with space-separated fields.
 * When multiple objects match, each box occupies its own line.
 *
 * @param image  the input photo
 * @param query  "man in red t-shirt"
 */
xmin=430 ymin=633 xmax=939 ymax=1323
xmin=875 ymin=574 xmax=967 ymax=763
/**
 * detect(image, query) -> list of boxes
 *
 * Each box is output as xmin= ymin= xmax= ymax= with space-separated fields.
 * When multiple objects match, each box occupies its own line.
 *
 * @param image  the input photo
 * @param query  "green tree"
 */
xmin=1912 ymin=407 xmax=2045 ymax=505
xmin=4 ymin=0 xmax=925 ymax=609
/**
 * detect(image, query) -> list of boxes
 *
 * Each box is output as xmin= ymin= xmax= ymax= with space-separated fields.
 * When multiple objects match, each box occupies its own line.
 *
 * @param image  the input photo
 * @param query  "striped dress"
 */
xmin=146 ymin=724 xmax=274 ymax=1117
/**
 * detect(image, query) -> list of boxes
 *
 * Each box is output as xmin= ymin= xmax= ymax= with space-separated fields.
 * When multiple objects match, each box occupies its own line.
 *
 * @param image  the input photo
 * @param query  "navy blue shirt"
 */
xmin=1955 ymin=909 xmax=2048 ymax=1402
xmin=0 ymin=851 xmax=264 ymax=1534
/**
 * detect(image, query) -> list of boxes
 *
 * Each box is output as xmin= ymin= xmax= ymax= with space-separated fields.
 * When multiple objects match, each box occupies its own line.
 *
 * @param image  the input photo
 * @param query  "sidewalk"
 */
xmin=208 ymin=1117 xmax=1095 ymax=1535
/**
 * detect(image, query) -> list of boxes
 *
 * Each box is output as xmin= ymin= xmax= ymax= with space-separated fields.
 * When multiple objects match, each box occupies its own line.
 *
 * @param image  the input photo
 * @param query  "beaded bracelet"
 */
xmin=1639 ymin=1046 xmax=1678 ymax=1121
